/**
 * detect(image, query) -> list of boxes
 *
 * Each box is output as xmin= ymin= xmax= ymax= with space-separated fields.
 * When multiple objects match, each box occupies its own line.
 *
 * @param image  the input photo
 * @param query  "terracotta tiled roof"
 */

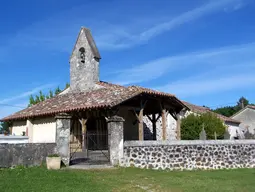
xmin=247 ymin=105 xmax=255 ymax=110
xmin=182 ymin=101 xmax=240 ymax=124
xmin=1 ymin=82 xmax=183 ymax=121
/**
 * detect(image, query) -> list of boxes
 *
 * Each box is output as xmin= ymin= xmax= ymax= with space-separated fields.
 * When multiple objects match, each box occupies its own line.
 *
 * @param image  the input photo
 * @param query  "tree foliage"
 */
xmin=28 ymin=83 xmax=70 ymax=107
xmin=213 ymin=96 xmax=252 ymax=117
xmin=181 ymin=112 xmax=226 ymax=140
xmin=0 ymin=122 xmax=10 ymax=134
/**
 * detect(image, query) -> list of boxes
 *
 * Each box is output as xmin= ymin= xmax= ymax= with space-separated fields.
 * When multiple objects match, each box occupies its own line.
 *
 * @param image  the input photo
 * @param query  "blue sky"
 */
xmin=1 ymin=0 xmax=255 ymax=118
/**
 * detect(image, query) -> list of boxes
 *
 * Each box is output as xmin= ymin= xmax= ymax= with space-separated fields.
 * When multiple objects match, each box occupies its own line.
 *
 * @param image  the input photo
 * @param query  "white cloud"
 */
xmin=110 ymin=42 xmax=255 ymax=85
xmin=0 ymin=83 xmax=56 ymax=104
xmin=95 ymin=0 xmax=247 ymax=50
xmin=0 ymin=101 xmax=28 ymax=119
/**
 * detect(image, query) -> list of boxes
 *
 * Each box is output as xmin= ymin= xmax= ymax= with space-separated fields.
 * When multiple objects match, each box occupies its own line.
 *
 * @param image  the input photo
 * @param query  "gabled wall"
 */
xmin=232 ymin=108 xmax=255 ymax=134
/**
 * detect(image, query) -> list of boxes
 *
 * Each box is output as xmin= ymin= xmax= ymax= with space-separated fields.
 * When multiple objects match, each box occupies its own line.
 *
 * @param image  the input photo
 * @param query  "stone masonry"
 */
xmin=55 ymin=114 xmax=71 ymax=166
xmin=121 ymin=140 xmax=255 ymax=170
xmin=70 ymin=27 xmax=101 ymax=92
xmin=0 ymin=143 xmax=56 ymax=168
xmin=143 ymin=114 xmax=177 ymax=141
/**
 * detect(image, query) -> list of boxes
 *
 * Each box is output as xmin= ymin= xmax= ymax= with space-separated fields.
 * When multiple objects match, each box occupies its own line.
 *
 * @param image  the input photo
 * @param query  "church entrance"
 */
xmin=69 ymin=116 xmax=109 ymax=165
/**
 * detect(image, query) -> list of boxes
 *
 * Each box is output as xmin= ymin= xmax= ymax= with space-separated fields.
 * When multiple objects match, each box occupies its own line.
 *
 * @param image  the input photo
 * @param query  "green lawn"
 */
xmin=0 ymin=167 xmax=255 ymax=192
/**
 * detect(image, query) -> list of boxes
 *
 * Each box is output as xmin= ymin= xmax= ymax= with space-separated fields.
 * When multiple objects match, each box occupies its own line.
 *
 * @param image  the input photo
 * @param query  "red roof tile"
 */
xmin=1 ymin=82 xmax=183 ymax=121
xmin=182 ymin=101 xmax=240 ymax=124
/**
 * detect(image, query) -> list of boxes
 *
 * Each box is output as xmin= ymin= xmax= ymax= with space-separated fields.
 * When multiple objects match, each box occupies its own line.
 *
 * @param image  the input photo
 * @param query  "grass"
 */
xmin=1 ymin=167 xmax=255 ymax=192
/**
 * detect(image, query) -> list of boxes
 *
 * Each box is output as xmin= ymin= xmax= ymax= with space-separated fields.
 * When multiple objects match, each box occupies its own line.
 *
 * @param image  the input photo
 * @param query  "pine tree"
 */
xmin=65 ymin=83 xmax=70 ymax=89
xmin=49 ymin=90 xmax=54 ymax=98
xmin=55 ymin=87 xmax=61 ymax=95
xmin=39 ymin=91 xmax=45 ymax=102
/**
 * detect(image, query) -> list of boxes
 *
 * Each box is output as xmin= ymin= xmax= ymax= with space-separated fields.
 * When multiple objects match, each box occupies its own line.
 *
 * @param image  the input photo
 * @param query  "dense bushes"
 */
xmin=181 ymin=112 xmax=226 ymax=140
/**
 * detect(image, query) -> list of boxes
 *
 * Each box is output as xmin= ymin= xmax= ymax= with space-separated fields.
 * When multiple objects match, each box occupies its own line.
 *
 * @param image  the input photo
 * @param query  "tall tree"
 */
xmin=213 ymin=96 xmax=250 ymax=117
xmin=28 ymin=83 xmax=69 ymax=106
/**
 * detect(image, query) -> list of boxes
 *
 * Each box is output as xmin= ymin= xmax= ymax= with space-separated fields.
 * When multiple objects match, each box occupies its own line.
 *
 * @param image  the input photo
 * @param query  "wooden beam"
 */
xmin=138 ymin=107 xmax=144 ymax=140
xmin=152 ymin=113 xmax=157 ymax=140
xmin=146 ymin=115 xmax=153 ymax=123
xmin=156 ymin=114 xmax=161 ymax=122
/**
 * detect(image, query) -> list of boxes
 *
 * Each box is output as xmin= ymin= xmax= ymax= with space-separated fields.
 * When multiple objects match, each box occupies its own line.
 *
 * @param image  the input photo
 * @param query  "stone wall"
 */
xmin=0 ymin=143 xmax=56 ymax=168
xmin=121 ymin=140 xmax=255 ymax=170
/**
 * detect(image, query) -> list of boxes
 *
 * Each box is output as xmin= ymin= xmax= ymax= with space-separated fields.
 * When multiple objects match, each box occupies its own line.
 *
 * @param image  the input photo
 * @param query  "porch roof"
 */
xmin=1 ymin=81 xmax=186 ymax=121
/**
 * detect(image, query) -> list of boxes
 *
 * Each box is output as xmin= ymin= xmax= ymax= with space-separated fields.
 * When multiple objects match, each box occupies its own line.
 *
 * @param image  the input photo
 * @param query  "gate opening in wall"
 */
xmin=69 ymin=117 xmax=109 ymax=165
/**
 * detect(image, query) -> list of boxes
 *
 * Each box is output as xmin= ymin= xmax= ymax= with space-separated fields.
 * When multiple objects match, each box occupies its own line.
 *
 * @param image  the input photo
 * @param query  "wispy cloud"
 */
xmin=110 ymin=42 xmax=255 ymax=85
xmin=0 ymin=0 xmax=248 ymax=60
xmin=95 ymin=0 xmax=247 ymax=50
xmin=0 ymin=101 xmax=28 ymax=119
xmin=0 ymin=83 xmax=56 ymax=104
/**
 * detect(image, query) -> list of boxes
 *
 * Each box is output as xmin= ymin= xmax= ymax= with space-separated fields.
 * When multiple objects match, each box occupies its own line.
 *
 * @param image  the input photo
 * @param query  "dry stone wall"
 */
xmin=121 ymin=140 xmax=255 ymax=170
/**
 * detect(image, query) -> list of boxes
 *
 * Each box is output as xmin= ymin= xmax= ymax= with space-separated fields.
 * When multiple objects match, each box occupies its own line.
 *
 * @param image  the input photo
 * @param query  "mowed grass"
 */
xmin=1 ymin=167 xmax=255 ymax=192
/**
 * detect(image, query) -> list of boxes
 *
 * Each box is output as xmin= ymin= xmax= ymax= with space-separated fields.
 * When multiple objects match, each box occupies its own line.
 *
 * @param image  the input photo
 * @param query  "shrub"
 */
xmin=181 ymin=112 xmax=226 ymax=140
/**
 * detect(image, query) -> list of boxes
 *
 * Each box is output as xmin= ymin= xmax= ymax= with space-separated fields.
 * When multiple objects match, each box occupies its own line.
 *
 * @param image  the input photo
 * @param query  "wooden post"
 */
xmin=138 ymin=107 xmax=144 ymax=140
xmin=176 ymin=115 xmax=181 ymax=140
xmin=162 ymin=109 xmax=166 ymax=140
xmin=152 ymin=114 xmax=157 ymax=140
xmin=79 ymin=118 xmax=88 ymax=152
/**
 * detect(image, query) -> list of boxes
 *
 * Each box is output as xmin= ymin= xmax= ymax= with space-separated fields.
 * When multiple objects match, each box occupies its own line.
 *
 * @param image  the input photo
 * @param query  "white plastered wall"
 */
xmin=32 ymin=117 xmax=56 ymax=143
xmin=12 ymin=121 xmax=27 ymax=136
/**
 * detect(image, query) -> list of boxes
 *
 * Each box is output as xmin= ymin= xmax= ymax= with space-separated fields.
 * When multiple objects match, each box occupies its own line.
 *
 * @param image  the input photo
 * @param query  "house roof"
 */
xmin=1 ymin=81 xmax=185 ymax=121
xmin=182 ymin=101 xmax=240 ymax=124
xmin=231 ymin=105 xmax=255 ymax=118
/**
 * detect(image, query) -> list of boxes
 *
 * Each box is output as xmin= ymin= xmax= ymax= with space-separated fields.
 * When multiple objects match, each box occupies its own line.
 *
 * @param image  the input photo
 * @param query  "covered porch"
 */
xmin=59 ymin=91 xmax=186 ymax=166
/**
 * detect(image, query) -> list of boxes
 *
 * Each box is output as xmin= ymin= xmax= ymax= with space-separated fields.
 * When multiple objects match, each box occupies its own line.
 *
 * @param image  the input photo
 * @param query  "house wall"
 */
xmin=225 ymin=122 xmax=245 ymax=139
xmin=11 ymin=117 xmax=56 ymax=143
xmin=232 ymin=108 xmax=255 ymax=134
xmin=12 ymin=121 xmax=27 ymax=136
xmin=32 ymin=117 xmax=56 ymax=143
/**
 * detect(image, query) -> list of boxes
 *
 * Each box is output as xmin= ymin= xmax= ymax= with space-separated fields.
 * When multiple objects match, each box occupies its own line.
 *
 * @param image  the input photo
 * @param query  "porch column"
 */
xmin=152 ymin=114 xmax=157 ymax=140
xmin=55 ymin=113 xmax=72 ymax=166
xmin=162 ymin=109 xmax=167 ymax=140
xmin=107 ymin=115 xmax=124 ymax=166
xmin=176 ymin=114 xmax=181 ymax=140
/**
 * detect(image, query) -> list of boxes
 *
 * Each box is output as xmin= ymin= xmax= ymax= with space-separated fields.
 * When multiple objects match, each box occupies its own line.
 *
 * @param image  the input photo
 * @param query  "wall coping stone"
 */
xmin=124 ymin=140 xmax=255 ymax=147
xmin=0 ymin=136 xmax=29 ymax=140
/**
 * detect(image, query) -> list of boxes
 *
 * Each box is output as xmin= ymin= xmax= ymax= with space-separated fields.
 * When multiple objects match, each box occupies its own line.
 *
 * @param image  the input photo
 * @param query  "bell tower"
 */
xmin=69 ymin=27 xmax=101 ymax=92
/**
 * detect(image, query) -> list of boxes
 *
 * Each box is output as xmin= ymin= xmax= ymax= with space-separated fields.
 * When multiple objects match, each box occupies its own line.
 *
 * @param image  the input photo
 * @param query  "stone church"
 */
xmin=1 ymin=27 xmax=187 ymax=165
xmin=1 ymin=27 xmax=240 ymax=165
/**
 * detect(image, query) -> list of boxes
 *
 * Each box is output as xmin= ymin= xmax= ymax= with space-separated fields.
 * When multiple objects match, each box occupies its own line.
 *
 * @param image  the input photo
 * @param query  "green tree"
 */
xmin=213 ymin=96 xmax=250 ymax=117
xmin=65 ymin=83 xmax=70 ymax=89
xmin=0 ymin=122 xmax=10 ymax=134
xmin=39 ymin=91 xmax=45 ymax=102
xmin=49 ymin=90 xmax=54 ymax=98
xmin=55 ymin=87 xmax=61 ymax=95
xmin=181 ymin=112 xmax=226 ymax=140
xmin=28 ymin=83 xmax=69 ymax=106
